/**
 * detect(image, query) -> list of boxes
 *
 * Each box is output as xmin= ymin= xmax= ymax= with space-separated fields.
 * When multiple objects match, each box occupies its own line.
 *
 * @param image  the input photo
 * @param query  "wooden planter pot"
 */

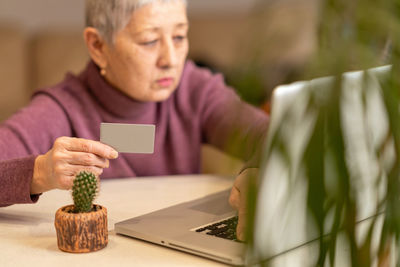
xmin=54 ymin=204 xmax=108 ymax=253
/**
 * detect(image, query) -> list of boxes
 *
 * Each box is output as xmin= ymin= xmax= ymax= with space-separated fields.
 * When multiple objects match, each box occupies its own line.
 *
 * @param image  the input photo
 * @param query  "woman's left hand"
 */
xmin=228 ymin=168 xmax=259 ymax=241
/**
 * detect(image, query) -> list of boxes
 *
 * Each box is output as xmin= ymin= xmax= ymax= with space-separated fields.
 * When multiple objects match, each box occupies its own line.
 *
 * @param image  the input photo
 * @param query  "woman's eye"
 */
xmin=173 ymin=35 xmax=186 ymax=42
xmin=141 ymin=40 xmax=158 ymax=46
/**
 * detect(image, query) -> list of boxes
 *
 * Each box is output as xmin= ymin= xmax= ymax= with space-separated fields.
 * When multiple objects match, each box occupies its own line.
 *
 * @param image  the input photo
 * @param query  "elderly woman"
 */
xmin=0 ymin=0 xmax=268 ymax=239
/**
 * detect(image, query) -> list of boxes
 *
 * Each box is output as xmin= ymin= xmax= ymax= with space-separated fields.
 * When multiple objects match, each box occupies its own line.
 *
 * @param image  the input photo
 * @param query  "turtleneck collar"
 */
xmin=79 ymin=60 xmax=154 ymax=119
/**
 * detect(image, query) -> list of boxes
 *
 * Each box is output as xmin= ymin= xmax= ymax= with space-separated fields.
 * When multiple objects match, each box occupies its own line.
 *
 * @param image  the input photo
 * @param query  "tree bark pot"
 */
xmin=54 ymin=204 xmax=108 ymax=253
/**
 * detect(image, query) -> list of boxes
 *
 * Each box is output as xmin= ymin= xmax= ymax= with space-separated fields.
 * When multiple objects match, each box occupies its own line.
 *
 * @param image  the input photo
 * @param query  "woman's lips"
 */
xmin=156 ymin=77 xmax=174 ymax=88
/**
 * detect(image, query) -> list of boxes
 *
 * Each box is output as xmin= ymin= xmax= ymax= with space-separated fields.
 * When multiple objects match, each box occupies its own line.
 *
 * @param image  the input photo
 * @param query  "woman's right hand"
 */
xmin=31 ymin=137 xmax=118 ymax=194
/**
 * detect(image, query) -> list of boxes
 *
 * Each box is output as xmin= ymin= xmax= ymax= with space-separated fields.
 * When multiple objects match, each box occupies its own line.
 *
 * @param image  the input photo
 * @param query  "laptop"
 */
xmin=115 ymin=189 xmax=245 ymax=265
xmin=115 ymin=65 xmax=392 ymax=266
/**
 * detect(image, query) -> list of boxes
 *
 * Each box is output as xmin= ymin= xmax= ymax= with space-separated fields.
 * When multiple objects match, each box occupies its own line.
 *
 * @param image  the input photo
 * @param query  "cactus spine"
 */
xmin=72 ymin=171 xmax=98 ymax=213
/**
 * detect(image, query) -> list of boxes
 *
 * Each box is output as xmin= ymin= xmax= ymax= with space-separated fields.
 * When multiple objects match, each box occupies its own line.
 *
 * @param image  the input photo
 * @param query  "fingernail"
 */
xmin=110 ymin=150 xmax=118 ymax=159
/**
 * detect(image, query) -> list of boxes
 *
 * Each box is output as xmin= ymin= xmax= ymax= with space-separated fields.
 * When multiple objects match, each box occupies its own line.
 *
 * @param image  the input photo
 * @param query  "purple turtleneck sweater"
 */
xmin=0 ymin=60 xmax=269 ymax=206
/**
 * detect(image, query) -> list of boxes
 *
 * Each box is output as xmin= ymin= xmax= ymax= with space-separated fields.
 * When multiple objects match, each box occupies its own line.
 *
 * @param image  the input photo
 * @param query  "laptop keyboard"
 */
xmin=195 ymin=216 xmax=241 ymax=242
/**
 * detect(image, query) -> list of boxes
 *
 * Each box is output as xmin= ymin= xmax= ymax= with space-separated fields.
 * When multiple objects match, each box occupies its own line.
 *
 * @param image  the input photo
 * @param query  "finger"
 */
xmin=236 ymin=189 xmax=248 ymax=241
xmin=55 ymin=166 xmax=102 ymax=190
xmin=60 ymin=137 xmax=118 ymax=159
xmin=66 ymin=151 xmax=110 ymax=168
xmin=55 ymin=174 xmax=75 ymax=190
xmin=229 ymin=186 xmax=241 ymax=210
xmin=234 ymin=168 xmax=259 ymax=192
xmin=232 ymin=168 xmax=258 ymax=241
xmin=76 ymin=166 xmax=104 ymax=177
xmin=236 ymin=209 xmax=247 ymax=241
xmin=64 ymin=165 xmax=104 ymax=178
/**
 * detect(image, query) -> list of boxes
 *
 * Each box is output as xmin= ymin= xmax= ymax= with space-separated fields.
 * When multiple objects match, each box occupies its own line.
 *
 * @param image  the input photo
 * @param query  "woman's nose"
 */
xmin=158 ymin=38 xmax=177 ymax=69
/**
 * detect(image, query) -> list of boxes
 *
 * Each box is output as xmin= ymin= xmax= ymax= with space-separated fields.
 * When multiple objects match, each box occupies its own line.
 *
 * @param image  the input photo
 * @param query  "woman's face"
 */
xmin=103 ymin=1 xmax=189 ymax=102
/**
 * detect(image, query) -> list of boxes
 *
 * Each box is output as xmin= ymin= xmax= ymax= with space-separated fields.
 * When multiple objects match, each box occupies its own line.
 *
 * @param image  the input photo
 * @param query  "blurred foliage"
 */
xmin=225 ymin=0 xmax=317 ymax=107
xmin=242 ymin=0 xmax=400 ymax=266
xmin=227 ymin=65 xmax=267 ymax=107
xmin=307 ymin=0 xmax=400 ymax=264
xmin=307 ymin=0 xmax=398 ymax=76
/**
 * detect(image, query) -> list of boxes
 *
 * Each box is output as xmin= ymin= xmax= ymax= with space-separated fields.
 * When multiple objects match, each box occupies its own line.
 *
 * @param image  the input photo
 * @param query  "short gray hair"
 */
xmin=86 ymin=0 xmax=187 ymax=44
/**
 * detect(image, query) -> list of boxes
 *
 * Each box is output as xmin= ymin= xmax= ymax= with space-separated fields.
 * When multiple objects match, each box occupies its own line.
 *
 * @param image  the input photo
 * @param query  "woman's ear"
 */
xmin=83 ymin=27 xmax=108 ymax=69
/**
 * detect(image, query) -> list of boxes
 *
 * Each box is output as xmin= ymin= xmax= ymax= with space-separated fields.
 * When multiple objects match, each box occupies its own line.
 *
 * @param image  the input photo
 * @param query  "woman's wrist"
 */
xmin=31 ymin=155 xmax=48 ymax=194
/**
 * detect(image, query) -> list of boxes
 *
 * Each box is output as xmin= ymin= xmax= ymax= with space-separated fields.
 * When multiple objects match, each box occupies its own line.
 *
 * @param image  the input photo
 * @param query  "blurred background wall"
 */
xmin=0 ymin=0 xmax=317 ymax=174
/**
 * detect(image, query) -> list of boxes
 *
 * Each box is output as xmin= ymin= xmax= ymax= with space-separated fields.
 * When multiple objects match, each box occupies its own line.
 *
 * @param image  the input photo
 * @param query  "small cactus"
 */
xmin=72 ymin=171 xmax=98 ymax=213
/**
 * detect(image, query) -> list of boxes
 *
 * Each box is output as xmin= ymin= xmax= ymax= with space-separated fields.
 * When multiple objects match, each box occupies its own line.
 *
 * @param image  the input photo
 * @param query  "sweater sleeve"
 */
xmin=195 ymin=67 xmax=269 ymax=165
xmin=0 ymin=94 xmax=72 ymax=206
xmin=0 ymin=156 xmax=38 ymax=206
